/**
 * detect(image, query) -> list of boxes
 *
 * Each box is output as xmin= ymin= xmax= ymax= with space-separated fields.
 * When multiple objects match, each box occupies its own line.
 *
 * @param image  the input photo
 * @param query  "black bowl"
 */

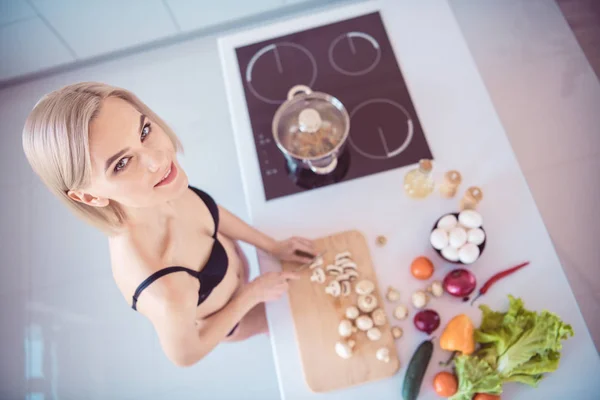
xmin=431 ymin=212 xmax=486 ymax=265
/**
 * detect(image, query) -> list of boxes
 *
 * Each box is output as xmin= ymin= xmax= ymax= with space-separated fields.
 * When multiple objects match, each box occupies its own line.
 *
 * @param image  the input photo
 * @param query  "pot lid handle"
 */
xmin=298 ymin=108 xmax=322 ymax=133
xmin=287 ymin=85 xmax=312 ymax=100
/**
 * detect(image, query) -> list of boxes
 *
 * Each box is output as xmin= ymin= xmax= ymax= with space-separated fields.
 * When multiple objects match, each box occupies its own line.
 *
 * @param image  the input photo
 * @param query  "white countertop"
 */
xmin=218 ymin=1 xmax=600 ymax=399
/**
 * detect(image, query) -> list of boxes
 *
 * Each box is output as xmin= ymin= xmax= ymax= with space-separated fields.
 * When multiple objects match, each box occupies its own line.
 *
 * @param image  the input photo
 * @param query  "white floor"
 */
xmin=0 ymin=1 xmax=598 ymax=400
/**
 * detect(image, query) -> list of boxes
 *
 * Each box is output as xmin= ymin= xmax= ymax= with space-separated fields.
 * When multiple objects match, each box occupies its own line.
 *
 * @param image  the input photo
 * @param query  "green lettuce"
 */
xmin=451 ymin=295 xmax=574 ymax=399
xmin=449 ymin=355 xmax=502 ymax=400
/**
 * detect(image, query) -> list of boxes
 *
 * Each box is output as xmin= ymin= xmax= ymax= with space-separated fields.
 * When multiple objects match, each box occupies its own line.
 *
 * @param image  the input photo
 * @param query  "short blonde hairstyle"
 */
xmin=22 ymin=82 xmax=183 ymax=235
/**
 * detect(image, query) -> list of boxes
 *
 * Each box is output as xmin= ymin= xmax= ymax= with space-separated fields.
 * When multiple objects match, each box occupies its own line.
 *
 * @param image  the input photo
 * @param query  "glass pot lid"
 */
xmin=272 ymin=85 xmax=349 ymax=160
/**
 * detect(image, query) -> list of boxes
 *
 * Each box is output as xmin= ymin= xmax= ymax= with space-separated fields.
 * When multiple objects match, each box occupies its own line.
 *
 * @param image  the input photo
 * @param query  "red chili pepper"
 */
xmin=471 ymin=261 xmax=530 ymax=305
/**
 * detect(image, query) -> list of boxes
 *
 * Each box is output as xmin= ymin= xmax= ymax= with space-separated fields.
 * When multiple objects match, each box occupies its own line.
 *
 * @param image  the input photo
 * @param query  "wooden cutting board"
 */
xmin=282 ymin=230 xmax=400 ymax=393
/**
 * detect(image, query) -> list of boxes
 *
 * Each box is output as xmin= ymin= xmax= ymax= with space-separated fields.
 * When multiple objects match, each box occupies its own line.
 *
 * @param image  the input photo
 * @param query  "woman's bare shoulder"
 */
xmin=108 ymin=232 xmax=197 ymax=312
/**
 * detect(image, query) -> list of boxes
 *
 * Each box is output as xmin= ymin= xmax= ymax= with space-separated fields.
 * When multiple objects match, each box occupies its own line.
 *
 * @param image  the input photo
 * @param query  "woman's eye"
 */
xmin=141 ymin=122 xmax=151 ymax=140
xmin=114 ymin=157 xmax=130 ymax=173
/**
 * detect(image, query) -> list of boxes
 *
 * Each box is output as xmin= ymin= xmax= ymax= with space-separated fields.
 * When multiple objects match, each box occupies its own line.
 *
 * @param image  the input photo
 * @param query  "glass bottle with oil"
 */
xmin=404 ymin=159 xmax=434 ymax=199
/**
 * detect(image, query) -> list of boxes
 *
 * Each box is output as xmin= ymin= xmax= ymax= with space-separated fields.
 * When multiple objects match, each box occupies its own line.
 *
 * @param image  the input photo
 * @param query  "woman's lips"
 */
xmin=155 ymin=162 xmax=177 ymax=187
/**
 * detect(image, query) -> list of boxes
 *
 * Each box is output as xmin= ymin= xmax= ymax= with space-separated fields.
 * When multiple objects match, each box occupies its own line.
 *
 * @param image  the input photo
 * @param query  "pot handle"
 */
xmin=307 ymin=156 xmax=338 ymax=175
xmin=287 ymin=85 xmax=312 ymax=100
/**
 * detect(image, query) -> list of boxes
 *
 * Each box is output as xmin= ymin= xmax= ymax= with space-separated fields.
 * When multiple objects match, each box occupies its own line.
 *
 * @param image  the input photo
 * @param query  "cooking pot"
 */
xmin=272 ymin=85 xmax=350 ymax=175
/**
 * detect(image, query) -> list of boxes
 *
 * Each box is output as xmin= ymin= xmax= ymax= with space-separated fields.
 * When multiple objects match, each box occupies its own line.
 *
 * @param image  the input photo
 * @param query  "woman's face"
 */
xmin=73 ymin=97 xmax=188 ymax=209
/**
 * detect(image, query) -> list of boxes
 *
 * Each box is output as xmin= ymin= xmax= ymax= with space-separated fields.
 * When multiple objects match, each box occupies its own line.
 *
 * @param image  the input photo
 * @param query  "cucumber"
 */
xmin=402 ymin=339 xmax=434 ymax=400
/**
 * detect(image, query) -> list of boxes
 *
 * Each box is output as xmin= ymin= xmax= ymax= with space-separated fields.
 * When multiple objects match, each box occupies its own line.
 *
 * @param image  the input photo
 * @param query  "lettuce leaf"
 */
xmin=452 ymin=295 xmax=574 ymax=397
xmin=449 ymin=355 xmax=502 ymax=400
xmin=477 ymin=296 xmax=574 ymax=386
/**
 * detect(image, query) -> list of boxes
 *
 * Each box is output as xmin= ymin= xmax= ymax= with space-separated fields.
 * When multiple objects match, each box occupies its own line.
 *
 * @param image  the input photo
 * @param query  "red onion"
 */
xmin=443 ymin=269 xmax=477 ymax=297
xmin=414 ymin=309 xmax=441 ymax=334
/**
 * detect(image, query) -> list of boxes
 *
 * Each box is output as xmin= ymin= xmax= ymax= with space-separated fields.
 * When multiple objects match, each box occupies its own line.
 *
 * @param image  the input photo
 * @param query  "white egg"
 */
xmin=459 ymin=243 xmax=480 ymax=264
xmin=437 ymin=214 xmax=458 ymax=231
xmin=430 ymin=228 xmax=449 ymax=250
xmin=458 ymin=210 xmax=483 ymax=229
xmin=467 ymin=228 xmax=486 ymax=245
xmin=441 ymin=246 xmax=459 ymax=262
xmin=449 ymin=227 xmax=468 ymax=248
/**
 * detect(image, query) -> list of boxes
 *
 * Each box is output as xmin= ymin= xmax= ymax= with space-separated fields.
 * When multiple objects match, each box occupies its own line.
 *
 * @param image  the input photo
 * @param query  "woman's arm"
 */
xmin=149 ymin=270 xmax=299 ymax=367
xmin=218 ymin=205 xmax=316 ymax=264
xmin=217 ymin=205 xmax=278 ymax=253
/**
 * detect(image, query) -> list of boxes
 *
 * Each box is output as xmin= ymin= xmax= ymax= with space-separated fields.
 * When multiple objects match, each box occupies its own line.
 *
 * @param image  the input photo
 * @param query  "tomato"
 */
xmin=411 ymin=256 xmax=434 ymax=280
xmin=432 ymin=371 xmax=458 ymax=397
xmin=473 ymin=394 xmax=501 ymax=400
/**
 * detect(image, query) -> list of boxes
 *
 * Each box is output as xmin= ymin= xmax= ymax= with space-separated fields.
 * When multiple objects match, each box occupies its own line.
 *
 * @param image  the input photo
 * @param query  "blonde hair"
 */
xmin=22 ymin=82 xmax=183 ymax=235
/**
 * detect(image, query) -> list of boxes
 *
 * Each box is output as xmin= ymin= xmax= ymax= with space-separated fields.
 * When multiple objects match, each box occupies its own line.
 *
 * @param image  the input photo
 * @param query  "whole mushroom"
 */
xmin=412 ymin=290 xmax=429 ymax=309
xmin=357 ymin=294 xmax=378 ymax=313
xmin=394 ymin=305 xmax=409 ymax=320
xmin=345 ymin=306 xmax=360 ymax=320
xmin=355 ymin=315 xmax=374 ymax=331
xmin=376 ymin=347 xmax=391 ymax=363
xmin=386 ymin=286 xmax=400 ymax=302
xmin=335 ymin=341 xmax=353 ymax=359
xmin=367 ymin=327 xmax=382 ymax=341
xmin=371 ymin=308 xmax=387 ymax=326
xmin=355 ymin=279 xmax=375 ymax=295
xmin=338 ymin=319 xmax=353 ymax=338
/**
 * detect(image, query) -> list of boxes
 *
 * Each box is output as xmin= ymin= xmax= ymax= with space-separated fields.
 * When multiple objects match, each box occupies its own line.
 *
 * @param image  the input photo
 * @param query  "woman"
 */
xmin=22 ymin=82 xmax=316 ymax=367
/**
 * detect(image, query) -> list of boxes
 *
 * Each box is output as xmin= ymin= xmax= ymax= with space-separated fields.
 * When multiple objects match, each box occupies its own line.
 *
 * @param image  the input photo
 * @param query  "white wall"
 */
xmin=0 ymin=21 xmax=283 ymax=400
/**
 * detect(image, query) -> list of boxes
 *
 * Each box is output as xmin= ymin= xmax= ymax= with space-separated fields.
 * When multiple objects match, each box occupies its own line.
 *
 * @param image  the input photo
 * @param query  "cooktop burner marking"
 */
xmin=329 ymin=32 xmax=381 ymax=77
xmin=349 ymin=98 xmax=414 ymax=160
xmin=246 ymin=42 xmax=317 ymax=104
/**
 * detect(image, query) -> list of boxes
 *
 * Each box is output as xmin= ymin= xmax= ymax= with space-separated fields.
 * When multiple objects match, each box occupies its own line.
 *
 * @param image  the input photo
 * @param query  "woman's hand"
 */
xmin=270 ymin=237 xmax=316 ymax=264
xmin=245 ymin=271 xmax=300 ymax=304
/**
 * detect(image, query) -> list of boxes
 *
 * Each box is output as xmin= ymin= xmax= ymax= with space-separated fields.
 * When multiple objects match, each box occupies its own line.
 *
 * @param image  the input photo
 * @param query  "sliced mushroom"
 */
xmin=355 ymin=279 xmax=375 ymax=295
xmin=335 ymin=341 xmax=353 ymax=359
xmin=341 ymin=281 xmax=352 ymax=297
xmin=345 ymin=306 xmax=360 ymax=320
xmin=325 ymin=265 xmax=344 ymax=276
xmin=335 ymin=251 xmax=352 ymax=262
xmin=412 ymin=290 xmax=429 ymax=309
xmin=357 ymin=294 xmax=378 ymax=313
xmin=338 ymin=319 xmax=353 ymax=338
xmin=393 ymin=305 xmax=409 ymax=320
xmin=355 ymin=315 xmax=374 ymax=331
xmin=386 ymin=286 xmax=400 ymax=302
xmin=376 ymin=347 xmax=390 ymax=363
xmin=343 ymin=269 xmax=359 ymax=280
xmin=335 ymin=273 xmax=351 ymax=282
xmin=310 ymin=267 xmax=325 ymax=284
xmin=371 ymin=308 xmax=387 ymax=326
xmin=325 ymin=280 xmax=342 ymax=297
xmin=337 ymin=260 xmax=357 ymax=269
xmin=391 ymin=326 xmax=403 ymax=339
xmin=308 ymin=256 xmax=324 ymax=269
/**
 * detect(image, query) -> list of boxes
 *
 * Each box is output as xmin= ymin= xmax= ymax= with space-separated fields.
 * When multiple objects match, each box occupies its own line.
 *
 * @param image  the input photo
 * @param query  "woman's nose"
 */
xmin=143 ymin=149 xmax=166 ymax=173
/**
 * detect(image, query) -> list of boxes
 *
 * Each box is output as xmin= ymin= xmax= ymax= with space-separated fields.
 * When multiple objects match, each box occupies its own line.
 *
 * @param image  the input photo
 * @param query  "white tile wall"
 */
xmin=0 ymin=17 xmax=75 ymax=81
xmin=29 ymin=0 xmax=178 ymax=59
xmin=165 ymin=0 xmax=284 ymax=32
